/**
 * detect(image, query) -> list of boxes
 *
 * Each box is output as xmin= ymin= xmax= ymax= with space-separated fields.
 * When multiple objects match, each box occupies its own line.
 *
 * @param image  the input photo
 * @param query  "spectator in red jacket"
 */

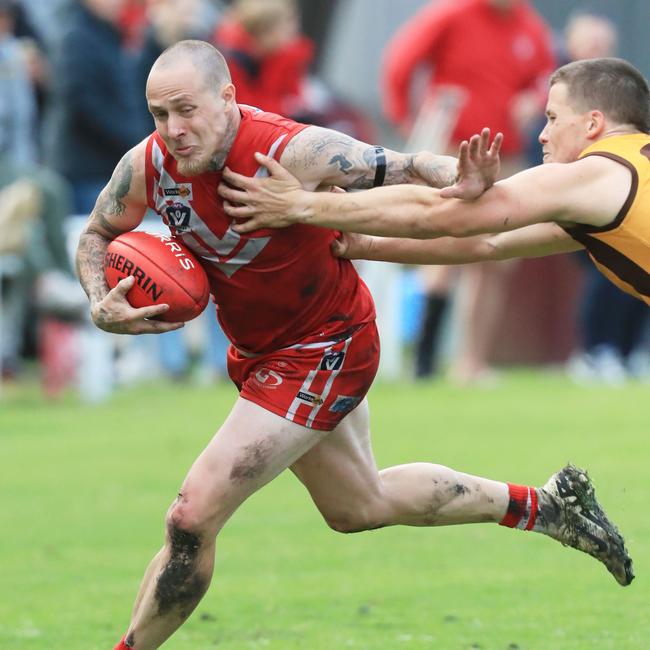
xmin=212 ymin=0 xmax=313 ymax=118
xmin=382 ymin=0 xmax=556 ymax=384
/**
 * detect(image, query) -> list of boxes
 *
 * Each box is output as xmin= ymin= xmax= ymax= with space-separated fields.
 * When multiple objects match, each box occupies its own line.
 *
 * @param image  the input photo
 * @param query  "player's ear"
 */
xmin=221 ymin=83 xmax=236 ymax=108
xmin=586 ymin=110 xmax=606 ymax=140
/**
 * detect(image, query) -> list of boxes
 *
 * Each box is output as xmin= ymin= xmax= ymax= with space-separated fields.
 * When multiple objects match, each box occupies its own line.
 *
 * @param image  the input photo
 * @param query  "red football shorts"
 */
xmin=227 ymin=321 xmax=380 ymax=431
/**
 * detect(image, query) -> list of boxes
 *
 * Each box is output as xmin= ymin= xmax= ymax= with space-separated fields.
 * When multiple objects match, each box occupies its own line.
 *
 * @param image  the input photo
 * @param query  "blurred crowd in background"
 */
xmin=0 ymin=0 xmax=648 ymax=402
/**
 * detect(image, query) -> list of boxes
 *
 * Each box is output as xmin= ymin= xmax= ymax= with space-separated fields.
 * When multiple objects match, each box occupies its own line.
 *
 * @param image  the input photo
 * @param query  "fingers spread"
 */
xmin=222 ymin=202 xmax=255 ymax=218
xmin=468 ymin=134 xmax=480 ymax=158
xmin=222 ymin=166 xmax=251 ymax=189
xmin=231 ymin=219 xmax=259 ymax=233
xmin=439 ymin=186 xmax=466 ymax=199
xmin=254 ymin=152 xmax=288 ymax=177
xmin=113 ymin=275 xmax=135 ymax=295
xmin=457 ymin=141 xmax=469 ymax=166
xmin=490 ymin=132 xmax=504 ymax=155
xmin=134 ymin=303 xmax=170 ymax=320
xmin=217 ymin=183 xmax=248 ymax=203
xmin=145 ymin=320 xmax=185 ymax=333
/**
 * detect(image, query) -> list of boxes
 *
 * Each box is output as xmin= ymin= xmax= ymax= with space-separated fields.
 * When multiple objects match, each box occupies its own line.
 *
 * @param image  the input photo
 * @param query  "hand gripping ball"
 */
xmin=103 ymin=231 xmax=210 ymax=322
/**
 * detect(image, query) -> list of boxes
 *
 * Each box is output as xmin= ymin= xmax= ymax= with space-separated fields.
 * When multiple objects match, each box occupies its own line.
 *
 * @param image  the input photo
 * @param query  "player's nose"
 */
xmin=538 ymin=126 xmax=549 ymax=144
xmin=167 ymin=114 xmax=186 ymax=138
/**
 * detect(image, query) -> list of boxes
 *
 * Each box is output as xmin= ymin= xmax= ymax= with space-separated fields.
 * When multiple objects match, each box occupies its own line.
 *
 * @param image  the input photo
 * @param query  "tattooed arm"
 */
xmin=218 ymin=127 xmax=502 ymax=233
xmin=278 ymin=125 xmax=458 ymax=190
xmin=76 ymin=142 xmax=184 ymax=334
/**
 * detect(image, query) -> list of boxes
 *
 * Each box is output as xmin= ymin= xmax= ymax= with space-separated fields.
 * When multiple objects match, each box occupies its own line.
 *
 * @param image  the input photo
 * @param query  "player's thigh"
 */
xmin=177 ymin=397 xmax=328 ymax=529
xmin=290 ymin=398 xmax=384 ymax=522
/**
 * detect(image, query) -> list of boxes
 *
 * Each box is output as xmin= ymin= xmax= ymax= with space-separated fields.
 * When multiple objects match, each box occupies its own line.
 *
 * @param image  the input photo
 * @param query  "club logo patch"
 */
xmin=320 ymin=351 xmax=345 ymax=371
xmin=329 ymin=395 xmax=361 ymax=413
xmin=165 ymin=203 xmax=191 ymax=231
xmin=254 ymin=368 xmax=283 ymax=387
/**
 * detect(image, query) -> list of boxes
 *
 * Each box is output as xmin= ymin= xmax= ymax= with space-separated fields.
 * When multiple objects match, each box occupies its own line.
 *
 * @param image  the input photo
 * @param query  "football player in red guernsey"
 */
xmin=75 ymin=41 xmax=631 ymax=650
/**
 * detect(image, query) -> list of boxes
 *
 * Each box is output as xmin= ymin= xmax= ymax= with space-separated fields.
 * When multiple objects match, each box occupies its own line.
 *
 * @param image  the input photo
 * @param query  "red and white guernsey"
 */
xmin=144 ymin=105 xmax=375 ymax=354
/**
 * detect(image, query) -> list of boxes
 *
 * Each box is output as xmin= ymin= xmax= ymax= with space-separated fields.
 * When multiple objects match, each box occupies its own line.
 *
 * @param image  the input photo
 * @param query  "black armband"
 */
xmin=373 ymin=145 xmax=386 ymax=187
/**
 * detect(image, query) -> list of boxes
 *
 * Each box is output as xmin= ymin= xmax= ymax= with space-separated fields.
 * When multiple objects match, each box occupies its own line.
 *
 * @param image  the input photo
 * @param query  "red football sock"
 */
xmin=113 ymin=636 xmax=132 ymax=650
xmin=499 ymin=483 xmax=538 ymax=530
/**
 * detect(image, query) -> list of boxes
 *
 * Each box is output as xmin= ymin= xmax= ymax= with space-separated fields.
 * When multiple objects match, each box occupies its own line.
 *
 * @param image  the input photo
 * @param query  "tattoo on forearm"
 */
xmin=76 ymin=231 xmax=110 ymax=305
xmin=75 ymin=151 xmax=135 ymax=307
xmin=382 ymin=154 xmax=456 ymax=188
xmin=94 ymin=151 xmax=134 ymax=221
xmin=417 ymin=156 xmax=458 ymax=188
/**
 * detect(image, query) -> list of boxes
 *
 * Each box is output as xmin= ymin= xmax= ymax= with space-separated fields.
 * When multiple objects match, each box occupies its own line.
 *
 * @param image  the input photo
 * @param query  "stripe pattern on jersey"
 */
xmin=150 ymin=139 xmax=277 ymax=278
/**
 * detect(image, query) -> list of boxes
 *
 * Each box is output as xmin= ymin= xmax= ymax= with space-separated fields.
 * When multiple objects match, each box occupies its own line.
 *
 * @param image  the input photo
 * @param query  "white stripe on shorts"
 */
xmin=306 ymin=336 xmax=352 ymax=428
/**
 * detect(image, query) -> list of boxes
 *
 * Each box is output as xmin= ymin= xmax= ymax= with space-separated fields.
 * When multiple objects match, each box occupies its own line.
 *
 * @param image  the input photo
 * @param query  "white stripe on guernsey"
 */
xmin=152 ymin=139 xmax=165 ymax=173
xmin=285 ymin=365 xmax=320 ymax=423
xmin=177 ymin=228 xmax=271 ymax=278
xmin=254 ymin=135 xmax=287 ymax=178
xmin=286 ymin=339 xmax=341 ymax=351
xmin=152 ymin=137 xmax=281 ymax=277
xmin=516 ymin=489 xmax=532 ymax=530
xmin=306 ymin=336 xmax=352 ymax=428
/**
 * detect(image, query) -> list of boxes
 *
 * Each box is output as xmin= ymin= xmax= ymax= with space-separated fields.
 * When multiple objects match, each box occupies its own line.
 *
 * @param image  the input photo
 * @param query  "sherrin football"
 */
xmin=103 ymin=231 xmax=210 ymax=322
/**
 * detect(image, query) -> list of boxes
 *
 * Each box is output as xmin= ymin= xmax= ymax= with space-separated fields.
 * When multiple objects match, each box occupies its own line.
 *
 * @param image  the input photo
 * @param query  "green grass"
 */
xmin=1 ymin=372 xmax=649 ymax=649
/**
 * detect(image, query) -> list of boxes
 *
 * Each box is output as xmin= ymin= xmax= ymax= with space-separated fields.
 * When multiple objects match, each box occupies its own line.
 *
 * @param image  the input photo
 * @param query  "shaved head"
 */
xmin=150 ymin=40 xmax=231 ymax=95
xmin=146 ymin=40 xmax=240 ymax=176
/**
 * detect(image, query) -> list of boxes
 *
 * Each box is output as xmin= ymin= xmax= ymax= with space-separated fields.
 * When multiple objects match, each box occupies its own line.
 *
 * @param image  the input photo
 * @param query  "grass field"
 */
xmin=1 ymin=371 xmax=649 ymax=649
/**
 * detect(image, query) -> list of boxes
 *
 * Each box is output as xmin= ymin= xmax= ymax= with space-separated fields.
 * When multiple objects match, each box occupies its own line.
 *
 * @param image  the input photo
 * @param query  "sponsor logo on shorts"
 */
xmin=163 ymin=184 xmax=192 ymax=199
xmin=329 ymin=395 xmax=361 ymax=413
xmin=320 ymin=351 xmax=345 ymax=371
xmin=165 ymin=202 xmax=192 ymax=231
xmin=296 ymin=390 xmax=324 ymax=405
xmin=254 ymin=368 xmax=283 ymax=387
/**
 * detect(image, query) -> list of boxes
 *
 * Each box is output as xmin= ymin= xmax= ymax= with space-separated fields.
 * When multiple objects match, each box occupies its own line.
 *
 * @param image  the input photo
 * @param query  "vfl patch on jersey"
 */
xmin=163 ymin=184 xmax=192 ymax=199
xmin=320 ymin=351 xmax=345 ymax=371
xmin=254 ymin=368 xmax=283 ymax=387
xmin=165 ymin=202 xmax=191 ymax=231
xmin=296 ymin=390 xmax=324 ymax=405
xmin=329 ymin=395 xmax=361 ymax=413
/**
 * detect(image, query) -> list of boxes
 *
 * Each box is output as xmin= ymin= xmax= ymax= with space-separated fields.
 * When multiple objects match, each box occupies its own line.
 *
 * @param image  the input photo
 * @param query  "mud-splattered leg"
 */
xmin=118 ymin=398 xmax=327 ymax=649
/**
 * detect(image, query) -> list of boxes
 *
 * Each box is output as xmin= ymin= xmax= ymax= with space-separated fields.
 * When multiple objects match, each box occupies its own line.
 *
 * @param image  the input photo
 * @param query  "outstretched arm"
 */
xmin=222 ymin=154 xmax=628 ymax=237
xmin=333 ymin=222 xmax=582 ymax=264
xmin=439 ymin=128 xmax=502 ymax=199
xmin=76 ymin=143 xmax=184 ymax=334
xmin=219 ymin=127 xmax=502 ymax=231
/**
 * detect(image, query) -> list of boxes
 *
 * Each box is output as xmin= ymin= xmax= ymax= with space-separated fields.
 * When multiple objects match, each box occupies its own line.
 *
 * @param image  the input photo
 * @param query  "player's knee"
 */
xmin=166 ymin=492 xmax=214 ymax=536
xmin=324 ymin=510 xmax=384 ymax=534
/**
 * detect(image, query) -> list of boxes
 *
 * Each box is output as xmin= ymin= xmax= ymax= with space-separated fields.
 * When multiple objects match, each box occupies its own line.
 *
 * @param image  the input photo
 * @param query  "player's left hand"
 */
xmin=439 ymin=128 xmax=503 ymax=200
xmin=219 ymin=153 xmax=308 ymax=232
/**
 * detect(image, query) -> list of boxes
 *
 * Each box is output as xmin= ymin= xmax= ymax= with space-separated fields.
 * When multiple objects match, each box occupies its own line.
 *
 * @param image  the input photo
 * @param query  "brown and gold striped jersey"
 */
xmin=563 ymin=134 xmax=650 ymax=305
